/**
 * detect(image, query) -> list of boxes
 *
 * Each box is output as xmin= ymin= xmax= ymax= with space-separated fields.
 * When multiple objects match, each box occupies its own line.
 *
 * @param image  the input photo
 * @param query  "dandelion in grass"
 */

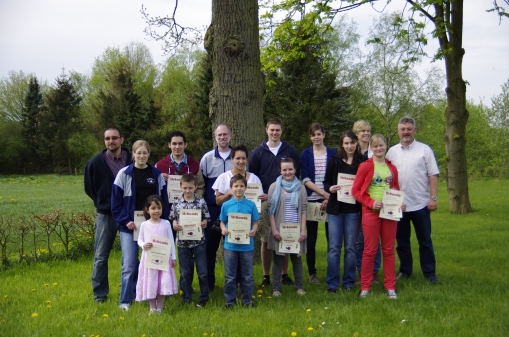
xmin=103 ymin=314 xmax=109 ymax=318
xmin=211 ymin=334 xmax=214 ymax=337
xmin=120 ymin=317 xmax=124 ymax=321
xmin=267 ymin=296 xmax=272 ymax=299
xmin=203 ymin=333 xmax=208 ymax=336
xmin=306 ymin=309 xmax=311 ymax=313
xmin=179 ymin=290 xmax=183 ymax=295
xmin=257 ymin=289 xmax=263 ymax=294
xmin=291 ymin=332 xmax=297 ymax=336
xmin=44 ymin=284 xmax=49 ymax=287
xmin=31 ymin=313 xmax=38 ymax=317
xmin=53 ymin=282 xmax=57 ymax=286
xmin=46 ymin=300 xmax=51 ymax=304
xmin=353 ymin=333 xmax=359 ymax=337
xmin=141 ymin=335 xmax=146 ymax=337
xmin=252 ymin=295 xmax=255 ymax=299
xmin=3 ymin=295 xmax=6 ymax=299
xmin=258 ymin=295 xmax=262 ymax=298
xmin=46 ymin=306 xmax=52 ymax=308
xmin=308 ymin=327 xmax=314 ymax=331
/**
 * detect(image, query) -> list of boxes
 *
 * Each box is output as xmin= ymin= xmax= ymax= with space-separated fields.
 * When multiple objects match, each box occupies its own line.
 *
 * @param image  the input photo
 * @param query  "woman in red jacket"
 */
xmin=352 ymin=134 xmax=406 ymax=299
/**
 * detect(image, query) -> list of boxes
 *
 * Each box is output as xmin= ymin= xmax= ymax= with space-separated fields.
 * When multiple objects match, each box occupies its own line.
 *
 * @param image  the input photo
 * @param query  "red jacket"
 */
xmin=352 ymin=157 xmax=400 ymax=212
xmin=156 ymin=154 xmax=200 ymax=176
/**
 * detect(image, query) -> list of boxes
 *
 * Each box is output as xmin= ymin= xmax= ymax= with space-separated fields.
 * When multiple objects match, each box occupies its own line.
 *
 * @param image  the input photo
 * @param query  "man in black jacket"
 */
xmin=84 ymin=127 xmax=131 ymax=303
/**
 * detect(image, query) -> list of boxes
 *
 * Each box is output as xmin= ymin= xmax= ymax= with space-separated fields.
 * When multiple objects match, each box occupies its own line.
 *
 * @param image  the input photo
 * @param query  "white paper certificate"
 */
xmin=145 ymin=235 xmax=171 ymax=271
xmin=380 ymin=189 xmax=406 ymax=221
xmin=227 ymin=213 xmax=251 ymax=244
xmin=179 ymin=209 xmax=202 ymax=241
xmin=167 ymin=175 xmax=183 ymax=203
xmin=133 ymin=211 xmax=145 ymax=241
xmin=337 ymin=173 xmax=356 ymax=204
xmin=245 ymin=183 xmax=262 ymax=213
xmin=278 ymin=223 xmax=300 ymax=254
xmin=306 ymin=202 xmax=328 ymax=222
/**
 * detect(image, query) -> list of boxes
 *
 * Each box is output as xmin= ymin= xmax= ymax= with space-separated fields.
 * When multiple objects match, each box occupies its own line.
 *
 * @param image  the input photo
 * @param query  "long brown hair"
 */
xmin=338 ymin=130 xmax=362 ymax=169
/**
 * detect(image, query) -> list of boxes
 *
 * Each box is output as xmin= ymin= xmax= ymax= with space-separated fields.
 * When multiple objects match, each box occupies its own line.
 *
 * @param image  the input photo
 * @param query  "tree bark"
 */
xmin=207 ymin=0 xmax=265 ymax=150
xmin=436 ymin=0 xmax=472 ymax=213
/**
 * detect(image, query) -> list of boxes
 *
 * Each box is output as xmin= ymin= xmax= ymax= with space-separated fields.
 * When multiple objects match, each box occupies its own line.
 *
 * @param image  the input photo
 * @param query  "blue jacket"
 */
xmin=111 ymin=163 xmax=169 ymax=232
xmin=199 ymin=147 xmax=233 ymax=206
xmin=300 ymin=146 xmax=337 ymax=196
xmin=249 ymin=141 xmax=301 ymax=193
xmin=84 ymin=148 xmax=132 ymax=214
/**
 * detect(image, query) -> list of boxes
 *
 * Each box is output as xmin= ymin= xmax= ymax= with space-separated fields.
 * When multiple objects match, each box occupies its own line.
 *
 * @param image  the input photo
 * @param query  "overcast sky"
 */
xmin=1 ymin=0 xmax=507 ymax=104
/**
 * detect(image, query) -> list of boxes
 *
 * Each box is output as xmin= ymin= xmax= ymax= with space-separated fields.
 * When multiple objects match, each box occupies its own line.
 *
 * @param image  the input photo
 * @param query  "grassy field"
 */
xmin=1 ymin=176 xmax=508 ymax=336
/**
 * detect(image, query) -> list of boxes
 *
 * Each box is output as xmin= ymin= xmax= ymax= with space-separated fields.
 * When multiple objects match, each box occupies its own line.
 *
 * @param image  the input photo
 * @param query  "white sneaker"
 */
xmin=359 ymin=290 xmax=370 ymax=298
xmin=119 ymin=304 xmax=130 ymax=311
xmin=386 ymin=289 xmax=398 ymax=299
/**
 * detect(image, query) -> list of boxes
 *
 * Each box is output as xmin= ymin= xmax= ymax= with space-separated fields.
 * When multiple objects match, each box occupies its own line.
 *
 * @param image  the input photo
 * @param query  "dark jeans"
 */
xmin=356 ymin=226 xmax=381 ymax=274
xmin=306 ymin=219 xmax=329 ymax=276
xmin=91 ymin=212 xmax=118 ymax=300
xmin=205 ymin=205 xmax=223 ymax=289
xmin=178 ymin=243 xmax=209 ymax=303
xmin=396 ymin=207 xmax=436 ymax=278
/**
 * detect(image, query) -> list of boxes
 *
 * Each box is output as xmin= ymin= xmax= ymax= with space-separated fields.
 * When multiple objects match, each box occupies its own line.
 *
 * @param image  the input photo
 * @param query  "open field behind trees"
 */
xmin=0 ymin=176 xmax=508 ymax=336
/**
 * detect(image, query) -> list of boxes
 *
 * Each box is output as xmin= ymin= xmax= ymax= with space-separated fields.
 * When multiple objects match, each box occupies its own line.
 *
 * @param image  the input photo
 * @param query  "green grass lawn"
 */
xmin=1 ymin=176 xmax=509 ymax=336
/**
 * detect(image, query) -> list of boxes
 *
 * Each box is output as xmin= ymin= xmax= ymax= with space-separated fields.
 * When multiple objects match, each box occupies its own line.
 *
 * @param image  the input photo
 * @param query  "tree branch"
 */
xmin=406 ymin=0 xmax=435 ymax=24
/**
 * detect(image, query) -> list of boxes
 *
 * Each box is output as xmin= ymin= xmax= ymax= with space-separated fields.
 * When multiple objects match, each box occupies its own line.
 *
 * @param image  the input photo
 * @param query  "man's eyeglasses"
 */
xmin=104 ymin=136 xmax=121 ymax=141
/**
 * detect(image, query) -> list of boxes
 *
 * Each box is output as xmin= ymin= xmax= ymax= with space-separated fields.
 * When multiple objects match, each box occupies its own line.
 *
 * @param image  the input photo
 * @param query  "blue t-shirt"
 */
xmin=219 ymin=197 xmax=260 ymax=252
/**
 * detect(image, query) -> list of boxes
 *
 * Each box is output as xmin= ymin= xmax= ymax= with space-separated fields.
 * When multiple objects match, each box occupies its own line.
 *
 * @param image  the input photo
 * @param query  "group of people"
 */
xmin=84 ymin=115 xmax=439 ymax=312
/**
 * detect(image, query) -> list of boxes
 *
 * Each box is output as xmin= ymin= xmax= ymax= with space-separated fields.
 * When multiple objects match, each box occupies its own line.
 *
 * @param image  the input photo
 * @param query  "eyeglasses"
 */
xmin=104 ymin=136 xmax=121 ymax=141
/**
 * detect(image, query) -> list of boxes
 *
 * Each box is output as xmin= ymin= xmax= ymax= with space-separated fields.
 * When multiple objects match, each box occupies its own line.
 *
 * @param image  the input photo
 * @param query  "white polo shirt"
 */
xmin=386 ymin=140 xmax=439 ymax=212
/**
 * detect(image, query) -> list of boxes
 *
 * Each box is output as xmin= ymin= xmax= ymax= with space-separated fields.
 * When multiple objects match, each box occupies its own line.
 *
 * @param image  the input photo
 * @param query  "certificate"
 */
xmin=227 ymin=213 xmax=251 ymax=245
xmin=278 ymin=223 xmax=301 ymax=254
xmin=306 ymin=202 xmax=327 ymax=222
xmin=337 ymin=173 xmax=356 ymax=204
xmin=167 ymin=175 xmax=183 ymax=203
xmin=179 ymin=209 xmax=202 ymax=241
xmin=133 ymin=211 xmax=145 ymax=241
xmin=145 ymin=235 xmax=171 ymax=271
xmin=245 ymin=183 xmax=262 ymax=213
xmin=380 ymin=189 xmax=406 ymax=221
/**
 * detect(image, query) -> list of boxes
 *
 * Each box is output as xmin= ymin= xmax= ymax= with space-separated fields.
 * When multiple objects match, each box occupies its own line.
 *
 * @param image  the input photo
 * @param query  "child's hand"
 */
xmin=272 ymin=229 xmax=282 ymax=241
xmin=200 ymin=219 xmax=207 ymax=229
xmin=298 ymin=231 xmax=307 ymax=243
xmin=173 ymin=222 xmax=182 ymax=231
xmin=372 ymin=201 xmax=383 ymax=210
xmin=248 ymin=229 xmax=257 ymax=237
xmin=143 ymin=243 xmax=153 ymax=250
xmin=171 ymin=260 xmax=177 ymax=268
xmin=221 ymin=228 xmax=229 ymax=236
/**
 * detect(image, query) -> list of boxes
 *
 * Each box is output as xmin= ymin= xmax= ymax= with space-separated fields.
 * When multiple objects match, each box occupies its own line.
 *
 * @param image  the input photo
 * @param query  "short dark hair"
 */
xmin=230 ymin=144 xmax=249 ymax=159
xmin=180 ymin=174 xmax=196 ymax=185
xmin=279 ymin=157 xmax=295 ymax=169
xmin=104 ymin=127 xmax=122 ymax=137
xmin=143 ymin=195 xmax=163 ymax=219
xmin=266 ymin=117 xmax=283 ymax=129
xmin=168 ymin=130 xmax=187 ymax=144
xmin=230 ymin=173 xmax=247 ymax=187
xmin=308 ymin=123 xmax=324 ymax=136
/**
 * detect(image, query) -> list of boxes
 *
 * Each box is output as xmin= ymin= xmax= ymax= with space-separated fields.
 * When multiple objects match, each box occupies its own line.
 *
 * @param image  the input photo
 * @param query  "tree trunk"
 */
xmin=207 ymin=0 xmax=265 ymax=260
xmin=207 ymin=0 xmax=265 ymax=150
xmin=442 ymin=0 xmax=472 ymax=213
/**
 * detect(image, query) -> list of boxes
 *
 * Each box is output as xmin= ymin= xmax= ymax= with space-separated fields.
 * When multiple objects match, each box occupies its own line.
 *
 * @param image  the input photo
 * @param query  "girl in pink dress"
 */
xmin=136 ymin=195 xmax=178 ymax=313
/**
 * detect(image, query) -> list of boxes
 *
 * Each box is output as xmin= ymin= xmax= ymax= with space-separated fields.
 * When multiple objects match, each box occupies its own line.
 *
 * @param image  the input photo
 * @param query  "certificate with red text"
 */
xmin=278 ymin=223 xmax=300 ymax=254
xmin=146 ymin=235 xmax=171 ymax=271
xmin=167 ymin=175 xmax=183 ymax=203
xmin=227 ymin=213 xmax=251 ymax=244
xmin=337 ymin=173 xmax=356 ymax=204
xmin=245 ymin=183 xmax=262 ymax=213
xmin=179 ymin=209 xmax=202 ymax=241
xmin=133 ymin=211 xmax=145 ymax=241
xmin=380 ymin=189 xmax=406 ymax=221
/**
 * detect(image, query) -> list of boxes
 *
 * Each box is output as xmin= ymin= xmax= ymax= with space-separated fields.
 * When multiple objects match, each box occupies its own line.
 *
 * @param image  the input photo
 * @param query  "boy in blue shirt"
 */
xmin=219 ymin=174 xmax=259 ymax=308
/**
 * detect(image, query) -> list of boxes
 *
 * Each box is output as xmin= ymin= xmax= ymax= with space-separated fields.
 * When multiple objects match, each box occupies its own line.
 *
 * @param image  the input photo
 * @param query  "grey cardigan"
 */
xmin=267 ymin=182 xmax=307 ymax=256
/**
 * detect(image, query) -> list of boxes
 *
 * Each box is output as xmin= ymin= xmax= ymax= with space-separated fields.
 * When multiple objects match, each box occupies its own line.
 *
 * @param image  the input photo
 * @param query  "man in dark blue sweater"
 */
xmin=249 ymin=118 xmax=301 ymax=286
xmin=84 ymin=127 xmax=131 ymax=303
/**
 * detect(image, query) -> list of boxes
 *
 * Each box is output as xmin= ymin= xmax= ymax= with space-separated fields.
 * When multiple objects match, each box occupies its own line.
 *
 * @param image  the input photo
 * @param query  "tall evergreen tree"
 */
xmin=21 ymin=76 xmax=45 ymax=171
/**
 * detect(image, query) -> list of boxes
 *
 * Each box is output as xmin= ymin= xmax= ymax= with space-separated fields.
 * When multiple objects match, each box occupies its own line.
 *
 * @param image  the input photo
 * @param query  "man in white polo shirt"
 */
xmin=386 ymin=116 xmax=439 ymax=283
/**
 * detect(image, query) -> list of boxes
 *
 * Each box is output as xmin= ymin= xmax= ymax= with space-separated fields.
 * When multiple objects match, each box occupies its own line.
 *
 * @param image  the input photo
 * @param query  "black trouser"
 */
xmin=205 ymin=204 xmax=223 ymax=289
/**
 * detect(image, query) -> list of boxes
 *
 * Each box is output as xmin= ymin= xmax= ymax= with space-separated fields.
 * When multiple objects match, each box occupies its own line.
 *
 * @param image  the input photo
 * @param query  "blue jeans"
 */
xmin=396 ymin=207 xmax=436 ymax=278
xmin=119 ymin=231 xmax=139 ymax=305
xmin=356 ymin=226 xmax=381 ymax=274
xmin=326 ymin=212 xmax=360 ymax=289
xmin=178 ymin=243 xmax=209 ymax=303
xmin=224 ymin=249 xmax=254 ymax=305
xmin=92 ymin=212 xmax=118 ymax=300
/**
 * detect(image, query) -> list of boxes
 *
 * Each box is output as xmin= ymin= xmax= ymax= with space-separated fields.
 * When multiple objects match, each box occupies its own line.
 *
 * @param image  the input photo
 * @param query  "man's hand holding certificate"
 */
xmin=133 ymin=211 xmax=145 ymax=241
xmin=380 ymin=189 xmax=406 ymax=220
xmin=245 ymin=183 xmax=262 ymax=213
xmin=178 ymin=209 xmax=202 ymax=240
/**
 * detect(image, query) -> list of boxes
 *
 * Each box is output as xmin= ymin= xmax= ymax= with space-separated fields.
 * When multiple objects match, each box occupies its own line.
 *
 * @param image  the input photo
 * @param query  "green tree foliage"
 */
xmin=38 ymin=73 xmax=82 ymax=174
xmin=0 ymin=71 xmax=32 ymax=122
xmin=21 ymin=76 xmax=45 ymax=171
xmin=262 ymin=15 xmax=351 ymax=151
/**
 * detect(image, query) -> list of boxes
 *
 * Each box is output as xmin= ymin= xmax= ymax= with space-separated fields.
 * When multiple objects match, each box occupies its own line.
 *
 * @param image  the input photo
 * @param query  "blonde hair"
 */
xmin=352 ymin=120 xmax=371 ymax=135
xmin=132 ymin=140 xmax=150 ymax=155
xmin=370 ymin=134 xmax=386 ymax=148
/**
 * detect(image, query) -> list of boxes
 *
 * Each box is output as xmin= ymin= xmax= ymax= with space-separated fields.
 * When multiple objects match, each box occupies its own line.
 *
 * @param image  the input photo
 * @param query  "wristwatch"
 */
xmin=430 ymin=196 xmax=438 ymax=201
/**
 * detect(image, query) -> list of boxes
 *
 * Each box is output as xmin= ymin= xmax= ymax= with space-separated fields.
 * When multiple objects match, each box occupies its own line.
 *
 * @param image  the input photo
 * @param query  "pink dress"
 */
xmin=136 ymin=219 xmax=178 ymax=301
